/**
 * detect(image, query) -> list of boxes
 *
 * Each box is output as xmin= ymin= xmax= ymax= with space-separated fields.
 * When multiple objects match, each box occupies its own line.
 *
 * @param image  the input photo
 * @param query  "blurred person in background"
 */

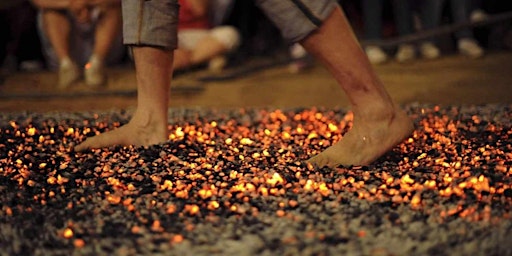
xmin=361 ymin=0 xmax=389 ymax=64
xmin=173 ymin=0 xmax=240 ymax=72
xmin=391 ymin=0 xmax=439 ymax=62
xmin=360 ymin=0 xmax=423 ymax=64
xmin=395 ymin=0 xmax=484 ymax=62
xmin=31 ymin=0 xmax=125 ymax=89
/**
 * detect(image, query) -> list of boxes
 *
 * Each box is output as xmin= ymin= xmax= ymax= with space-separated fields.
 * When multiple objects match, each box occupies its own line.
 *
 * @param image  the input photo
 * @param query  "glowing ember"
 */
xmin=0 ymin=105 xmax=510 ymax=255
xmin=63 ymin=228 xmax=73 ymax=239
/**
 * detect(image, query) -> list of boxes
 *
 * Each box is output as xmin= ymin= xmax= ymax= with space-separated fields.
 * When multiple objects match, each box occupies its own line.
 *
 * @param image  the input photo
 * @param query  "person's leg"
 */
xmin=392 ymin=0 xmax=418 ymax=62
xmin=414 ymin=0 xmax=444 ymax=59
xmin=74 ymin=46 xmax=172 ymax=151
xmin=419 ymin=0 xmax=443 ymax=42
xmin=172 ymin=48 xmax=192 ymax=71
xmin=190 ymin=33 xmax=232 ymax=66
xmin=40 ymin=9 xmax=81 ymax=88
xmin=40 ymin=10 xmax=72 ymax=63
xmin=257 ymin=1 xmax=413 ymax=167
xmin=75 ymin=0 xmax=179 ymax=151
xmin=362 ymin=0 xmax=383 ymax=41
xmin=77 ymin=0 xmax=413 ymax=167
xmin=173 ymin=30 xmax=225 ymax=71
xmin=449 ymin=0 xmax=484 ymax=57
xmin=85 ymin=4 xmax=123 ymax=87
xmin=305 ymin=7 xmax=413 ymax=167
xmin=174 ymin=27 xmax=240 ymax=71
xmin=91 ymin=5 xmax=122 ymax=62
xmin=362 ymin=0 xmax=387 ymax=64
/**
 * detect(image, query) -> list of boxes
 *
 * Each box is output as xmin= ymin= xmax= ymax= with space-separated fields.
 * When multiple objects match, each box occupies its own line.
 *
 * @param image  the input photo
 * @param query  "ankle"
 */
xmin=352 ymin=100 xmax=396 ymax=121
xmin=131 ymin=109 xmax=167 ymax=129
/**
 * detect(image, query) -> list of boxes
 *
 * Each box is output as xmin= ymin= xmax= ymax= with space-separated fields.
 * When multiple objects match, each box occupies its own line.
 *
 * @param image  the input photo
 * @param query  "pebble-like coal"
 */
xmin=0 ymin=104 xmax=511 ymax=256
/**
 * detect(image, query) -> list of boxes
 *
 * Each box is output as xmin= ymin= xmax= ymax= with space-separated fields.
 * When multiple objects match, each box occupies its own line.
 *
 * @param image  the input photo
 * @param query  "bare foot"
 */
xmin=74 ymin=115 xmax=168 ymax=152
xmin=307 ymin=108 xmax=414 ymax=167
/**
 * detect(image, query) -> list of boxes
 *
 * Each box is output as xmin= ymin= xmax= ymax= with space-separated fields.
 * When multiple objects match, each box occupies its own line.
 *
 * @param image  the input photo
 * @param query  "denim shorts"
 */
xmin=122 ymin=0 xmax=337 ymax=49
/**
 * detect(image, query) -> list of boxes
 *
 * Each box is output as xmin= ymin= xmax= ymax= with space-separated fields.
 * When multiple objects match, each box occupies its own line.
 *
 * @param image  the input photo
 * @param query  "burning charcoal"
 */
xmin=0 ymin=105 xmax=511 ymax=255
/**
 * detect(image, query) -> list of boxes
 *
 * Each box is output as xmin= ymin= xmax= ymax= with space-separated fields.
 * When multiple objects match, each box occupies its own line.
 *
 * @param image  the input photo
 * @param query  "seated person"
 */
xmin=174 ymin=0 xmax=240 ymax=72
xmin=31 ymin=0 xmax=125 ymax=88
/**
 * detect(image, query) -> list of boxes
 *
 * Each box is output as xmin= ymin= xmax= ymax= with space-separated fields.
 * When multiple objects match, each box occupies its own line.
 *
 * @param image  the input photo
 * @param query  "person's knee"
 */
xmin=211 ymin=26 xmax=241 ymax=52
xmin=41 ymin=8 xmax=68 ymax=21
xmin=96 ymin=2 xmax=121 ymax=15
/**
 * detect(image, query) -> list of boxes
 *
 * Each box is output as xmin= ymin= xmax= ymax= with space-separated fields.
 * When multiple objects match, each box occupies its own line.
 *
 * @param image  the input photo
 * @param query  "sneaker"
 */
xmin=395 ymin=44 xmax=416 ymax=63
xmin=288 ymin=58 xmax=313 ymax=74
xmin=84 ymin=55 xmax=107 ymax=87
xmin=365 ymin=46 xmax=388 ymax=65
xmin=208 ymin=56 xmax=227 ymax=72
xmin=458 ymin=38 xmax=484 ymax=58
xmin=419 ymin=42 xmax=440 ymax=59
xmin=58 ymin=58 xmax=80 ymax=89
xmin=470 ymin=9 xmax=488 ymax=23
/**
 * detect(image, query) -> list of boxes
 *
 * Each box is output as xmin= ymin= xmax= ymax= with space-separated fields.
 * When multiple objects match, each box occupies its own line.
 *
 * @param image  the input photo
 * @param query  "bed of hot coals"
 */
xmin=0 ymin=104 xmax=511 ymax=256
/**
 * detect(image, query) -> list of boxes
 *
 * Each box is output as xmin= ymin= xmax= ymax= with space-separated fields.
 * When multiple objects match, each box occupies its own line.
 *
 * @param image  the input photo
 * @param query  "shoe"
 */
xmin=58 ymin=58 xmax=80 ymax=89
xmin=470 ymin=9 xmax=488 ymax=23
xmin=395 ymin=44 xmax=416 ymax=63
xmin=208 ymin=56 xmax=227 ymax=72
xmin=458 ymin=38 xmax=484 ymax=58
xmin=419 ymin=42 xmax=440 ymax=59
xmin=288 ymin=57 xmax=313 ymax=74
xmin=290 ymin=43 xmax=308 ymax=59
xmin=84 ymin=55 xmax=107 ymax=87
xmin=365 ymin=46 xmax=388 ymax=65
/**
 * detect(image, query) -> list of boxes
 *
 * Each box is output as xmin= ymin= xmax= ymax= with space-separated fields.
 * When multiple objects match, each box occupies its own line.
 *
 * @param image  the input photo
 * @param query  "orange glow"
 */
xmin=73 ymin=239 xmax=85 ymax=248
xmin=63 ymin=228 xmax=73 ymax=239
xmin=27 ymin=127 xmax=36 ymax=136
xmin=267 ymin=173 xmax=284 ymax=187
xmin=171 ymin=234 xmax=184 ymax=244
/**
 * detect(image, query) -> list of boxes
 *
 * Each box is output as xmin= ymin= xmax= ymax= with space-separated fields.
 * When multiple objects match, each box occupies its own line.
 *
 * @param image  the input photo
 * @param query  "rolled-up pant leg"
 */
xmin=122 ymin=0 xmax=180 ymax=50
xmin=122 ymin=0 xmax=337 ymax=48
xmin=255 ymin=0 xmax=338 ymax=43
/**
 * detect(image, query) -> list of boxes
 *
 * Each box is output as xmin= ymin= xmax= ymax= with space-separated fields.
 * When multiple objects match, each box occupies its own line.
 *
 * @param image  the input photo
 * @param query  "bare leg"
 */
xmin=41 ymin=10 xmax=82 ymax=88
xmin=91 ymin=4 xmax=122 ymax=61
xmin=74 ymin=46 xmax=172 ymax=151
xmin=189 ymin=37 xmax=228 ymax=65
xmin=173 ymin=36 xmax=228 ymax=71
xmin=41 ymin=10 xmax=72 ymax=61
xmin=305 ymin=7 xmax=414 ymax=167
xmin=173 ymin=48 xmax=192 ymax=70
xmin=84 ymin=4 xmax=122 ymax=87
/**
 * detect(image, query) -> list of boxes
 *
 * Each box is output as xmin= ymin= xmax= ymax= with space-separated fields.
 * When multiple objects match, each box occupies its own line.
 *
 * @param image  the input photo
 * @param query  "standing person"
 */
xmin=391 ymin=0 xmax=439 ymax=62
xmin=32 ymin=0 xmax=125 ymax=89
xmin=394 ymin=0 xmax=484 ymax=61
xmin=75 ymin=0 xmax=414 ymax=168
xmin=361 ymin=0 xmax=389 ymax=64
xmin=446 ymin=0 xmax=485 ymax=58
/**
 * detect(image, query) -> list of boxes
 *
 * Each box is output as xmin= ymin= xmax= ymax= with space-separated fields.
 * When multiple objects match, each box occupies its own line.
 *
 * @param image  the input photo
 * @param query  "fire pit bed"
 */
xmin=0 ymin=104 xmax=511 ymax=255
